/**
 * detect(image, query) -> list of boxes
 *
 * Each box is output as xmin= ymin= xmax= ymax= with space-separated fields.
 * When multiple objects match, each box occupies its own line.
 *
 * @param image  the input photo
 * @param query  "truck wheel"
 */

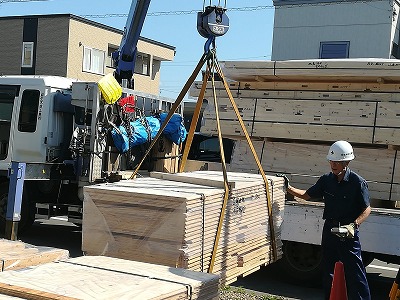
xmin=0 ymin=182 xmax=35 ymax=235
xmin=278 ymin=241 xmax=323 ymax=287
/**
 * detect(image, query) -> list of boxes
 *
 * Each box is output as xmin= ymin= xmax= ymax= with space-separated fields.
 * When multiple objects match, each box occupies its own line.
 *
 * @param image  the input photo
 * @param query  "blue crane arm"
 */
xmin=113 ymin=0 xmax=151 ymax=88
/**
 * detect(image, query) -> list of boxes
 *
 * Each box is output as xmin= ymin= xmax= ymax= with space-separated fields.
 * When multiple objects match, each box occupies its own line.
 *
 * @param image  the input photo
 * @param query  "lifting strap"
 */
xmin=179 ymin=49 xmax=278 ymax=272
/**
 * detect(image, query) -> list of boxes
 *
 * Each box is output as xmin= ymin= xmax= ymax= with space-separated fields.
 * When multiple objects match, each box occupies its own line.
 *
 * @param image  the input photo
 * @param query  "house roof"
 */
xmin=0 ymin=13 xmax=176 ymax=51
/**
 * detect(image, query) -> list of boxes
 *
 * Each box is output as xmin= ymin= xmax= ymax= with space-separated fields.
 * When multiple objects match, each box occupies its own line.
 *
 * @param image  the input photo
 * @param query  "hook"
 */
xmin=204 ymin=36 xmax=216 ymax=53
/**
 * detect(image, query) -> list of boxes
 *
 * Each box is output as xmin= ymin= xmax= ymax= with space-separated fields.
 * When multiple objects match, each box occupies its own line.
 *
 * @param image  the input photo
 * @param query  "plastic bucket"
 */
xmin=98 ymin=73 xmax=122 ymax=104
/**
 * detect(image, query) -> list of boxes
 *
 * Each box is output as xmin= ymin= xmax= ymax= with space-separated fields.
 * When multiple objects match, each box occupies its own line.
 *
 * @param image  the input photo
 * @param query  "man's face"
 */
xmin=329 ymin=160 xmax=349 ymax=176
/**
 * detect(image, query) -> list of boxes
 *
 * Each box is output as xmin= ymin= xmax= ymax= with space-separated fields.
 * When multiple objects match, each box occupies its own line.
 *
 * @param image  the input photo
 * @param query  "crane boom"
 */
xmin=112 ymin=0 xmax=151 ymax=88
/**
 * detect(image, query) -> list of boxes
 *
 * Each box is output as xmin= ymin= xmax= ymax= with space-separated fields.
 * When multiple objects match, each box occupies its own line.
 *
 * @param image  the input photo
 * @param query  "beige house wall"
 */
xmin=0 ymin=19 xmax=24 ymax=75
xmin=0 ymin=15 xmax=175 ymax=96
xmin=67 ymin=19 xmax=122 ymax=82
xmin=68 ymin=18 xmax=175 ymax=95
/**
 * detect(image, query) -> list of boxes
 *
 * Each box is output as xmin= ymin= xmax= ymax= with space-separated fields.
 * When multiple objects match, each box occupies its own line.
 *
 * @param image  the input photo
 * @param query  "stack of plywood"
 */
xmin=82 ymin=171 xmax=284 ymax=284
xmin=189 ymin=59 xmax=400 ymax=146
xmin=0 ymin=255 xmax=220 ymax=300
xmin=188 ymin=59 xmax=400 ymax=207
xmin=229 ymin=140 xmax=400 ymax=205
xmin=0 ymin=239 xmax=69 ymax=272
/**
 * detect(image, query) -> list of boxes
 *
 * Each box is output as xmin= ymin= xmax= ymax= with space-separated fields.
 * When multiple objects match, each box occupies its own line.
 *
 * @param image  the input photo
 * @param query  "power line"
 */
xmin=82 ymin=6 xmax=275 ymax=19
xmin=0 ymin=0 xmax=50 ymax=3
xmin=82 ymin=1 xmax=391 ymax=19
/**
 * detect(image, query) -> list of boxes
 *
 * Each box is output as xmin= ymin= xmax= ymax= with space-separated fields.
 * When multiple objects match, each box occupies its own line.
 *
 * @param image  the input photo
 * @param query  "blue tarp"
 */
xmin=111 ymin=114 xmax=187 ymax=153
xmin=159 ymin=112 xmax=187 ymax=145
xmin=111 ymin=117 xmax=160 ymax=153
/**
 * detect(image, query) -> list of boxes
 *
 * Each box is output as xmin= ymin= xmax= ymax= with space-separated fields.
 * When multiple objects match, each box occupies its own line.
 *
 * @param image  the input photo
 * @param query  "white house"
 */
xmin=271 ymin=0 xmax=400 ymax=60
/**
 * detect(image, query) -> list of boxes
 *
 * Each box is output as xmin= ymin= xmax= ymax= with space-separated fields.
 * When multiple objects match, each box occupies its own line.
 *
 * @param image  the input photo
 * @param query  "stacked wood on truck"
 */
xmin=82 ymin=171 xmax=285 ymax=285
xmin=189 ymin=59 xmax=400 ymax=208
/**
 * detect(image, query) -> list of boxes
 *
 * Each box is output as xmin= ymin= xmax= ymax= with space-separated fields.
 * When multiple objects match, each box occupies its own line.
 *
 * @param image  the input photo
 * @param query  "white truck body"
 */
xmin=283 ymin=201 xmax=400 ymax=257
xmin=0 ymin=75 xmax=180 ymax=229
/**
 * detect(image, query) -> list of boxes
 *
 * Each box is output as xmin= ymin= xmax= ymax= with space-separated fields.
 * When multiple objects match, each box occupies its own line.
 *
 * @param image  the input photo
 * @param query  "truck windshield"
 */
xmin=0 ymin=85 xmax=20 ymax=160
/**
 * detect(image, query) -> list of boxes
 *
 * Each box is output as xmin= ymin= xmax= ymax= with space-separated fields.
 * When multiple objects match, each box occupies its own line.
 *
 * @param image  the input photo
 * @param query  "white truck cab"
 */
xmin=0 ymin=76 xmax=75 ymax=175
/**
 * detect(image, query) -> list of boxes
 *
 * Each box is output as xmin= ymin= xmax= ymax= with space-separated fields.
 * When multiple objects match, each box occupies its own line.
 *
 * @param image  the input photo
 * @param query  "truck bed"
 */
xmin=282 ymin=200 xmax=400 ymax=256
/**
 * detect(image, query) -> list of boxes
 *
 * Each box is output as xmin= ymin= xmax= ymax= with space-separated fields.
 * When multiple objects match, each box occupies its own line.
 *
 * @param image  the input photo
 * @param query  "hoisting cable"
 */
xmin=213 ymin=55 xmax=278 ymax=262
xmin=129 ymin=51 xmax=212 ymax=179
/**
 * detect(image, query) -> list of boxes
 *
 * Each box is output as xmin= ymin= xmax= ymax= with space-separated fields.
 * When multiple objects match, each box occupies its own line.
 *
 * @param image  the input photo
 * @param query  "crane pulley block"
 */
xmin=197 ymin=6 xmax=229 ymax=39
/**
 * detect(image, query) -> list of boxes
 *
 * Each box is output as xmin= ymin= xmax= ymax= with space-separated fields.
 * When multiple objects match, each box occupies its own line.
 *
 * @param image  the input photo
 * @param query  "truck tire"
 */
xmin=0 ymin=181 xmax=35 ymax=235
xmin=278 ymin=241 xmax=323 ymax=287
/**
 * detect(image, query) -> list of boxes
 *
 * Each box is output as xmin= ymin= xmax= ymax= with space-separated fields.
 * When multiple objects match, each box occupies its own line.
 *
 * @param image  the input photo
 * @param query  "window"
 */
xmin=18 ymin=90 xmax=40 ymax=132
xmin=83 ymin=46 xmax=105 ymax=75
xmin=319 ymin=42 xmax=350 ymax=59
xmin=135 ymin=53 xmax=150 ymax=76
xmin=107 ymin=44 xmax=119 ymax=68
xmin=21 ymin=42 xmax=34 ymax=68
xmin=0 ymin=85 xmax=19 ymax=160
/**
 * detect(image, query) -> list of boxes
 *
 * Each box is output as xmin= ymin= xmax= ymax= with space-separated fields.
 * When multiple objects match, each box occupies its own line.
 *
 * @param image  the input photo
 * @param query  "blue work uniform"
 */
xmin=306 ymin=167 xmax=371 ymax=300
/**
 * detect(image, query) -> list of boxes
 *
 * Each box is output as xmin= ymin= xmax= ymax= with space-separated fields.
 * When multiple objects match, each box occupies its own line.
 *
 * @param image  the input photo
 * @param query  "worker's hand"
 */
xmin=276 ymin=173 xmax=289 ymax=189
xmin=340 ymin=223 xmax=356 ymax=239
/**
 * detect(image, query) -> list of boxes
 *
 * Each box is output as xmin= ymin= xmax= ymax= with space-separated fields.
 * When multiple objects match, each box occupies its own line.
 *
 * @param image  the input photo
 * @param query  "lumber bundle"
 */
xmin=0 ymin=255 xmax=219 ymax=300
xmin=228 ymin=139 xmax=400 ymax=206
xmin=82 ymin=171 xmax=284 ymax=285
xmin=0 ymin=239 xmax=69 ymax=272
xmin=189 ymin=59 xmax=400 ymax=146
xmin=188 ymin=59 xmax=400 ymax=207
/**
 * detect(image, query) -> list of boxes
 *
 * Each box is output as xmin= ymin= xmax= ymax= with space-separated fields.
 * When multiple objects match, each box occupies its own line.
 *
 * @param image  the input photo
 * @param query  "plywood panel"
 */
xmin=374 ymin=128 xmax=400 ymax=145
xmin=255 ymin=99 xmax=376 ymax=126
xmin=252 ymin=122 xmax=374 ymax=144
xmin=0 ymin=256 xmax=220 ymax=300
xmin=82 ymin=172 xmax=285 ymax=285
xmin=376 ymin=102 xmax=400 ymax=127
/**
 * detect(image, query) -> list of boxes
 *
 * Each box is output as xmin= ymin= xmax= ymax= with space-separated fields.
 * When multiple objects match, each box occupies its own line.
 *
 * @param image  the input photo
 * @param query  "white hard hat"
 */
xmin=327 ymin=140 xmax=355 ymax=161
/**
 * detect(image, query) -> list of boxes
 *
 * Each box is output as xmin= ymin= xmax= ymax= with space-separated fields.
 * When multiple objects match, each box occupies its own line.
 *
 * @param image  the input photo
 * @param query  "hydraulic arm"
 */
xmin=112 ymin=0 xmax=151 ymax=88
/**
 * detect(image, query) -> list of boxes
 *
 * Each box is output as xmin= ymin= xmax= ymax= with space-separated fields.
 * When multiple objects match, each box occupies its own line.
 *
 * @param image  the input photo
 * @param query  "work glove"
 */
xmin=341 ymin=223 xmax=356 ymax=238
xmin=276 ymin=173 xmax=289 ymax=189
xmin=331 ymin=223 xmax=356 ymax=239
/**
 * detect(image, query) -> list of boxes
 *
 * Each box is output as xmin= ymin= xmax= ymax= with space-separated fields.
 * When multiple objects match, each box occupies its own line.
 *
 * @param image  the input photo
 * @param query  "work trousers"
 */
xmin=322 ymin=221 xmax=371 ymax=300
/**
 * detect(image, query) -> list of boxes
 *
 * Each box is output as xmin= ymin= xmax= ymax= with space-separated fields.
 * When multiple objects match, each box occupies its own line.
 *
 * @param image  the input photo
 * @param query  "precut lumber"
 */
xmin=0 ymin=256 xmax=220 ymax=300
xmin=229 ymin=139 xmax=400 ymax=204
xmin=0 ymin=239 xmax=69 ymax=272
xmin=82 ymin=171 xmax=285 ymax=284
xmin=219 ymin=59 xmax=400 ymax=83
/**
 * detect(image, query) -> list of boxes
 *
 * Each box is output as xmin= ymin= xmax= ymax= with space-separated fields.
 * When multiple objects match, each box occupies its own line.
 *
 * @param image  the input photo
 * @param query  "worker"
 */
xmin=278 ymin=140 xmax=371 ymax=300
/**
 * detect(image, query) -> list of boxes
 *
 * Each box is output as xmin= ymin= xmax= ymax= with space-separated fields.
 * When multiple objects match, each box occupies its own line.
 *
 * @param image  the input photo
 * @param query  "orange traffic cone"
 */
xmin=330 ymin=261 xmax=348 ymax=300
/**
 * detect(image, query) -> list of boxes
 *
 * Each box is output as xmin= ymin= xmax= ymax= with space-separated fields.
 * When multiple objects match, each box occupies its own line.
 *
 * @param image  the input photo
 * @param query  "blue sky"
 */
xmin=0 ymin=0 xmax=275 ymax=99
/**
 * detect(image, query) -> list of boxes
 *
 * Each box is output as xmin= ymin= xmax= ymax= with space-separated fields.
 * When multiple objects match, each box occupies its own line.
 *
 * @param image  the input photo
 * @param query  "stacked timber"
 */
xmin=82 ymin=171 xmax=285 ymax=284
xmin=229 ymin=140 xmax=399 ymax=206
xmin=0 ymin=255 xmax=220 ymax=299
xmin=0 ymin=239 xmax=69 ymax=272
xmin=188 ymin=59 xmax=400 ymax=207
